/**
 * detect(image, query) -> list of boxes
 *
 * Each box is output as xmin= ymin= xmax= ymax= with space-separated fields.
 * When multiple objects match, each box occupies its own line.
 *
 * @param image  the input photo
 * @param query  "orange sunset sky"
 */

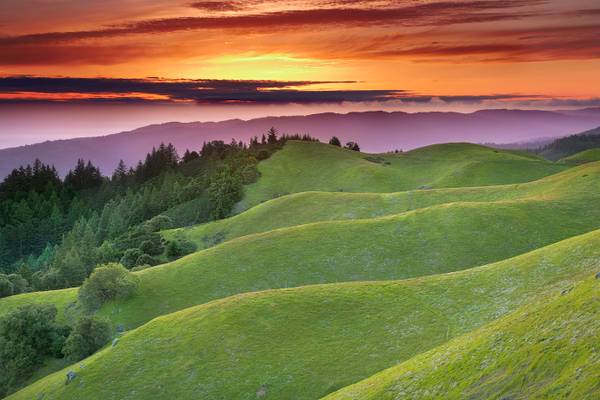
xmin=0 ymin=0 xmax=599 ymax=146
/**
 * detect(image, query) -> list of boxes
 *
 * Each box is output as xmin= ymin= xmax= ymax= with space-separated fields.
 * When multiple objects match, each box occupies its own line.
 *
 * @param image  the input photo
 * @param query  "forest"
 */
xmin=0 ymin=129 xmax=318 ymax=297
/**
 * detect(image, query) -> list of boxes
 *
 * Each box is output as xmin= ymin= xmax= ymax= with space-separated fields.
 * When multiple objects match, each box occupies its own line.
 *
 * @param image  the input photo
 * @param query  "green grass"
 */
xmin=237 ymin=141 xmax=568 ymax=210
xmin=8 ymin=229 xmax=600 ymax=400
xmin=3 ymin=162 xmax=600 ymax=332
xmin=560 ymin=148 xmax=600 ymax=164
xmin=0 ymin=142 xmax=591 ymax=397
xmin=0 ymin=287 xmax=77 ymax=322
xmin=325 ymin=276 xmax=600 ymax=400
xmin=166 ymin=160 xmax=599 ymax=251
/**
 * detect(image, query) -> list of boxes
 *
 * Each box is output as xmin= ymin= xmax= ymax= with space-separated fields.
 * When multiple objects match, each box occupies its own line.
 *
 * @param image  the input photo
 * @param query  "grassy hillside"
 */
xmin=166 ymin=160 xmax=599 ymax=251
xmin=5 ymin=193 xmax=600 ymax=331
xmin=560 ymin=148 xmax=600 ymax=164
xmin=237 ymin=141 xmax=568 ymax=210
xmin=8 ymin=229 xmax=600 ymax=400
xmin=325 ymin=276 xmax=600 ymax=400
xmin=3 ymin=161 xmax=600 ymax=330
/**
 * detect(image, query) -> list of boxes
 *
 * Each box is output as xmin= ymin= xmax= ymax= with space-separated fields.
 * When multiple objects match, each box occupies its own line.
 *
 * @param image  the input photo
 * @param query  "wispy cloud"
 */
xmin=0 ymin=1 xmax=538 ymax=46
xmin=0 ymin=76 xmax=543 ymax=105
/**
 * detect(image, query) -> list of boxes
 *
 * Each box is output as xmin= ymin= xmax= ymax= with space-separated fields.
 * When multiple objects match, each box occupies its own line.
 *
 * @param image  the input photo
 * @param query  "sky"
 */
xmin=1 ymin=0 xmax=599 ymax=147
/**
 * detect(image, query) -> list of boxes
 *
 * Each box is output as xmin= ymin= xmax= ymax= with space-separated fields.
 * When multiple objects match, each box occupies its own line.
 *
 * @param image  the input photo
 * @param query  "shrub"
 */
xmin=144 ymin=215 xmax=174 ymax=232
xmin=62 ymin=316 xmax=111 ymax=361
xmin=140 ymin=239 xmax=163 ymax=256
xmin=165 ymin=239 xmax=197 ymax=259
xmin=0 ymin=304 xmax=69 ymax=396
xmin=256 ymin=149 xmax=270 ymax=160
xmin=78 ymin=263 xmax=138 ymax=311
xmin=119 ymin=248 xmax=143 ymax=268
xmin=135 ymin=253 xmax=158 ymax=267
xmin=7 ymin=274 xmax=28 ymax=294
xmin=329 ymin=136 xmax=341 ymax=147
xmin=0 ymin=274 xmax=13 ymax=298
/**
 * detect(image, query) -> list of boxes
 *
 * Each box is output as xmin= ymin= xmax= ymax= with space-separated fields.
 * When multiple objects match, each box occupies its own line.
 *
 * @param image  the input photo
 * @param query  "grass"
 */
xmin=8 ymin=229 xmax=600 ymax=400
xmin=324 ymin=276 xmax=600 ymax=400
xmin=560 ymin=148 xmax=600 ymax=164
xmin=3 ymin=161 xmax=600 ymax=332
xmin=165 ymin=160 xmax=600 ymax=251
xmin=237 ymin=141 xmax=568 ymax=210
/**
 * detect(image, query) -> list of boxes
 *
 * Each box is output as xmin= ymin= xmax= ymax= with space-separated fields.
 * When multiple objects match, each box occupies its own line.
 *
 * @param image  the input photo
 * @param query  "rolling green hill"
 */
xmin=325 ymin=276 xmax=600 ymax=400
xmin=2 ymin=142 xmax=596 ymax=399
xmin=560 ymin=148 xmax=600 ymax=164
xmin=8 ymin=229 xmax=600 ymax=400
xmin=237 ymin=141 xmax=568 ymax=210
xmin=166 ymin=160 xmax=599 ymax=251
xmin=3 ymin=161 xmax=599 ymax=331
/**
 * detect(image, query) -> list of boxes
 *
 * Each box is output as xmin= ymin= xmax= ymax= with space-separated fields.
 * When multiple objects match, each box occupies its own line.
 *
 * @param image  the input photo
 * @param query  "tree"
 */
xmin=329 ymin=136 xmax=341 ymax=147
xmin=165 ymin=239 xmax=196 ymax=259
xmin=7 ymin=274 xmax=27 ymax=294
xmin=62 ymin=315 xmax=111 ymax=361
xmin=120 ymin=248 xmax=143 ymax=268
xmin=0 ymin=274 xmax=13 ymax=298
xmin=112 ymin=160 xmax=128 ymax=183
xmin=267 ymin=127 xmax=278 ymax=144
xmin=182 ymin=149 xmax=200 ymax=164
xmin=78 ymin=263 xmax=138 ymax=311
xmin=345 ymin=141 xmax=360 ymax=151
xmin=207 ymin=167 xmax=243 ymax=219
xmin=135 ymin=253 xmax=158 ymax=267
xmin=0 ymin=304 xmax=69 ymax=396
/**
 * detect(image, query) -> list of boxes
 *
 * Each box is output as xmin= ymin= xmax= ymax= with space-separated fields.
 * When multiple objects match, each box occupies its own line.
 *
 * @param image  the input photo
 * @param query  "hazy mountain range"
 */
xmin=2 ymin=108 xmax=600 ymax=177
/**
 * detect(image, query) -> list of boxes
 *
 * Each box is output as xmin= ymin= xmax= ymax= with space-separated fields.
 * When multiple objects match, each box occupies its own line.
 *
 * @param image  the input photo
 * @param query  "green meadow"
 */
xmin=2 ymin=141 xmax=599 ymax=399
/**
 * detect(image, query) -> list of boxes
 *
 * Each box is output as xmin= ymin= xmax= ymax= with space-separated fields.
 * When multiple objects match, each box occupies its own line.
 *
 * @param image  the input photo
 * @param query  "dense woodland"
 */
xmin=0 ymin=129 xmax=321 ymax=297
xmin=532 ymin=127 xmax=600 ymax=160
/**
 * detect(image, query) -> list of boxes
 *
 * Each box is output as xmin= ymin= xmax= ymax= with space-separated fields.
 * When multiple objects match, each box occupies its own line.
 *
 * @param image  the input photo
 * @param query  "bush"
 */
xmin=140 ymin=239 xmax=163 ymax=256
xmin=0 ymin=304 xmax=69 ymax=396
xmin=329 ymin=136 xmax=341 ymax=147
xmin=256 ymin=149 xmax=270 ymax=160
xmin=78 ymin=263 xmax=138 ymax=311
xmin=0 ymin=274 xmax=13 ymax=298
xmin=7 ymin=274 xmax=27 ymax=294
xmin=62 ymin=316 xmax=111 ymax=361
xmin=119 ymin=248 xmax=143 ymax=268
xmin=144 ymin=215 xmax=174 ymax=232
xmin=135 ymin=253 xmax=158 ymax=267
xmin=165 ymin=239 xmax=197 ymax=259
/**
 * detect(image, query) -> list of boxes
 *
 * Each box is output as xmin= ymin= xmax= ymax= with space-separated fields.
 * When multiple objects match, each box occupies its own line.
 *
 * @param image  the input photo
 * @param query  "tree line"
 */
xmin=0 ymin=129 xmax=327 ymax=295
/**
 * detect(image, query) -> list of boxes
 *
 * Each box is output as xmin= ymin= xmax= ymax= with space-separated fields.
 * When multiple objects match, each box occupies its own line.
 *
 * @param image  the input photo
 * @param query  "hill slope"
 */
xmin=169 ymin=159 xmax=596 ymax=251
xmin=325 ymin=276 xmax=600 ymax=400
xmin=560 ymin=148 xmax=600 ymax=164
xmin=8 ymin=229 xmax=600 ymax=400
xmin=237 ymin=141 xmax=567 ymax=210
xmin=3 ymin=161 xmax=600 ymax=330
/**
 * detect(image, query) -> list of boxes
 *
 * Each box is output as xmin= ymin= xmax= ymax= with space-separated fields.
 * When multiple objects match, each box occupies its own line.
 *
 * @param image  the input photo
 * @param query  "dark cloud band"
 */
xmin=0 ymin=76 xmax=541 ymax=105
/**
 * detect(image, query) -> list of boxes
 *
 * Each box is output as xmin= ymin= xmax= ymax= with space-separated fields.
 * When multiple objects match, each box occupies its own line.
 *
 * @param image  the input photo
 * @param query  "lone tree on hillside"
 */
xmin=345 ymin=141 xmax=360 ymax=151
xmin=329 ymin=136 xmax=341 ymax=147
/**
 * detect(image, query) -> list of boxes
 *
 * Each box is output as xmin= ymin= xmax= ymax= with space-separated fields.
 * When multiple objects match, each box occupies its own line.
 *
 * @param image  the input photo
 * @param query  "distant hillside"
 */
xmin=236 ymin=141 xmax=567 ymax=210
xmin=534 ymin=127 xmax=600 ymax=160
xmin=2 ymin=108 xmax=600 ymax=177
xmin=560 ymin=148 xmax=600 ymax=164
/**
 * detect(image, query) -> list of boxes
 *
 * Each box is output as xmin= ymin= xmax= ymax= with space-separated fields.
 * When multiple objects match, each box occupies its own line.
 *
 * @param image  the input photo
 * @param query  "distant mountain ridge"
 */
xmin=2 ymin=108 xmax=600 ymax=177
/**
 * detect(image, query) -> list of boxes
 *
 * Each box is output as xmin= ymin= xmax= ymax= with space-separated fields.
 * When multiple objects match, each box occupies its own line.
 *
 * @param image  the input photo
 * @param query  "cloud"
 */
xmin=0 ymin=1 xmax=538 ymax=46
xmin=0 ymin=76 xmax=543 ymax=105
xmin=189 ymin=1 xmax=242 ymax=12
